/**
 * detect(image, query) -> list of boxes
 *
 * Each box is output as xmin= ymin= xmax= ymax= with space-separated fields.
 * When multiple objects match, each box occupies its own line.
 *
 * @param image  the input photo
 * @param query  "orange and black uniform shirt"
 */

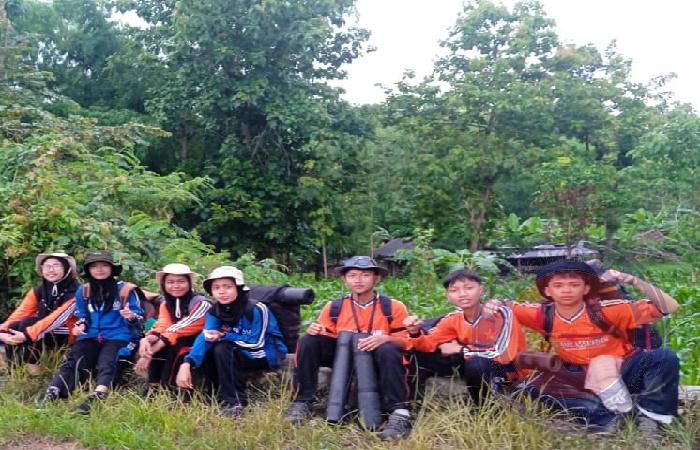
xmin=148 ymin=298 xmax=211 ymax=346
xmin=2 ymin=288 xmax=78 ymax=342
xmin=512 ymin=299 xmax=664 ymax=365
xmin=410 ymin=308 xmax=528 ymax=365
xmin=316 ymin=294 xmax=410 ymax=347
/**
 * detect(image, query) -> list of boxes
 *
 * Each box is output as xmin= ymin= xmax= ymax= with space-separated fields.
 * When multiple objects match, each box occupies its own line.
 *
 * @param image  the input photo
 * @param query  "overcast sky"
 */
xmin=336 ymin=0 xmax=700 ymax=110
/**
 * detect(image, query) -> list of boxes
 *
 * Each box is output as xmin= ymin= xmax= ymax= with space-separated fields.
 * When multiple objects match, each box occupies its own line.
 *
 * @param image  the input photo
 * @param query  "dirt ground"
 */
xmin=0 ymin=435 xmax=85 ymax=450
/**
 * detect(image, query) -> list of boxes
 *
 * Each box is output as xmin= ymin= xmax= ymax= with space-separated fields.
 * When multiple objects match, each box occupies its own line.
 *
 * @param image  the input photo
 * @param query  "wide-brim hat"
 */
xmin=202 ymin=266 xmax=250 ymax=295
xmin=82 ymin=251 xmax=122 ymax=276
xmin=332 ymin=256 xmax=388 ymax=277
xmin=155 ymin=263 xmax=197 ymax=286
xmin=535 ymin=259 xmax=600 ymax=300
xmin=35 ymin=252 xmax=78 ymax=279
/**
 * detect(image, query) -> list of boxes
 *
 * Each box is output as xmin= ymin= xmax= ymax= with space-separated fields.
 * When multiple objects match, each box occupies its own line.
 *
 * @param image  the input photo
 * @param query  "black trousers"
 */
xmin=293 ymin=334 xmax=410 ymax=412
xmin=200 ymin=341 xmax=269 ymax=406
xmin=3 ymin=317 xmax=69 ymax=365
xmin=48 ymin=338 xmax=127 ymax=397
xmin=412 ymin=351 xmax=509 ymax=404
xmin=148 ymin=335 xmax=197 ymax=387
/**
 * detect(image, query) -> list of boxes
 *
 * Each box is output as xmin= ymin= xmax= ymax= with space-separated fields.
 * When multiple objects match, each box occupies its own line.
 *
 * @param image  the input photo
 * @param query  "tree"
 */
xmin=0 ymin=6 xmax=224 ymax=315
xmin=380 ymin=0 xmax=559 ymax=250
xmin=111 ymin=0 xmax=372 ymax=263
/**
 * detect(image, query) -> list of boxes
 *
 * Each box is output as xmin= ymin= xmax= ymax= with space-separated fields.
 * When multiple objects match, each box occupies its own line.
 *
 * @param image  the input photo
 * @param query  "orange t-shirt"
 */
xmin=411 ymin=308 xmax=528 ymax=365
xmin=316 ymin=295 xmax=409 ymax=346
xmin=512 ymin=299 xmax=664 ymax=365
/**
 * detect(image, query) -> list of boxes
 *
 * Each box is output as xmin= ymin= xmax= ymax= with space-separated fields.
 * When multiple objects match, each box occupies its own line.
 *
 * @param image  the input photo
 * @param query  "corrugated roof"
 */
xmin=375 ymin=238 xmax=415 ymax=258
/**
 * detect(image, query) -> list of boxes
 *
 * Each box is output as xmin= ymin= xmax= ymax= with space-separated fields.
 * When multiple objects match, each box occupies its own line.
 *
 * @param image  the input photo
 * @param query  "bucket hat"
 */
xmin=82 ymin=251 xmax=122 ymax=276
xmin=156 ymin=263 xmax=197 ymax=286
xmin=35 ymin=252 xmax=78 ymax=279
xmin=203 ymin=266 xmax=250 ymax=295
xmin=332 ymin=256 xmax=388 ymax=277
xmin=535 ymin=259 xmax=600 ymax=300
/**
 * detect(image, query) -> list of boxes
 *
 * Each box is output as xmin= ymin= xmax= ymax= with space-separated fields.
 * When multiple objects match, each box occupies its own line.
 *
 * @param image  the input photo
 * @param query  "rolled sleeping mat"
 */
xmin=248 ymin=284 xmax=315 ymax=305
xmin=277 ymin=286 xmax=315 ymax=305
xmin=352 ymin=332 xmax=383 ymax=431
xmin=514 ymin=351 xmax=563 ymax=372
xmin=325 ymin=331 xmax=354 ymax=423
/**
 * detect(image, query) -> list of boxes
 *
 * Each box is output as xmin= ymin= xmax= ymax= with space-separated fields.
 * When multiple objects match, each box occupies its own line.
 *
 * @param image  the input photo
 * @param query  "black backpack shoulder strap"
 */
xmin=542 ymin=302 xmax=554 ymax=344
xmin=378 ymin=294 xmax=394 ymax=323
xmin=329 ymin=296 xmax=346 ymax=324
xmin=244 ymin=299 xmax=258 ymax=322
xmin=586 ymin=298 xmax=628 ymax=342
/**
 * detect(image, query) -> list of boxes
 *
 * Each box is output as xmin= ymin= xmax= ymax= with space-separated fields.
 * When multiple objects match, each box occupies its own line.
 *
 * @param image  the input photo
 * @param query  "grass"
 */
xmin=0 ymin=355 xmax=697 ymax=450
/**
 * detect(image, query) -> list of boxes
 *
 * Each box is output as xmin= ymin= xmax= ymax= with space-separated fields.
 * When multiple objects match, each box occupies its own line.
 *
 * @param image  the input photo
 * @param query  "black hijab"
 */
xmin=211 ymin=290 xmax=250 ymax=325
xmin=85 ymin=264 xmax=119 ymax=312
xmin=37 ymin=257 xmax=79 ymax=318
xmin=161 ymin=278 xmax=195 ymax=320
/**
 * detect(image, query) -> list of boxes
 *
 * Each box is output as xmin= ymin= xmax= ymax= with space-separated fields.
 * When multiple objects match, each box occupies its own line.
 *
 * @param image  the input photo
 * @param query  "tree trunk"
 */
xmin=0 ymin=1 xmax=8 ymax=77
xmin=321 ymin=235 xmax=328 ymax=278
xmin=468 ymin=180 xmax=495 ymax=252
xmin=179 ymin=135 xmax=189 ymax=161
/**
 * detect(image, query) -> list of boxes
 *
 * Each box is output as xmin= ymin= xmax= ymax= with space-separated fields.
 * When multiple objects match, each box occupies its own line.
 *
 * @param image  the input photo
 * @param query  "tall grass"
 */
xmin=0 ymin=352 xmax=697 ymax=450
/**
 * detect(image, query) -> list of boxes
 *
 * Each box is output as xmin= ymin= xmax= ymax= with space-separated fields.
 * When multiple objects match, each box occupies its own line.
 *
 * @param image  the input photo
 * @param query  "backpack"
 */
xmin=247 ymin=284 xmax=315 ymax=351
xmin=539 ymin=298 xmax=662 ymax=351
xmin=329 ymin=294 xmax=406 ymax=333
xmin=419 ymin=314 xmax=447 ymax=334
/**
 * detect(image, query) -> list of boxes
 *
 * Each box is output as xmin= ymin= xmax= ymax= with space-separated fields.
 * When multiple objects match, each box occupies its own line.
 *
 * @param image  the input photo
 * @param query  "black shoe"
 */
xmin=221 ymin=403 xmax=245 ymax=418
xmin=378 ymin=412 xmax=412 ymax=441
xmin=36 ymin=386 xmax=60 ymax=410
xmin=75 ymin=391 xmax=108 ymax=415
xmin=284 ymin=402 xmax=312 ymax=426
xmin=636 ymin=416 xmax=662 ymax=438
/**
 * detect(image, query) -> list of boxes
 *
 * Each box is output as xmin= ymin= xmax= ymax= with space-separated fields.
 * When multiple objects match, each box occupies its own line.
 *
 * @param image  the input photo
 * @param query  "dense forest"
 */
xmin=1 ymin=0 xmax=697 ymax=291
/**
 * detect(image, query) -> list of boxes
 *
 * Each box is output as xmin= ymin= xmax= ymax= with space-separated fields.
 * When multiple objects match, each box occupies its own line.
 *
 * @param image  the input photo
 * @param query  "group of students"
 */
xmin=283 ymin=255 xmax=680 ymax=440
xmin=0 ymin=251 xmax=681 ymax=441
xmin=0 ymin=251 xmax=287 ymax=415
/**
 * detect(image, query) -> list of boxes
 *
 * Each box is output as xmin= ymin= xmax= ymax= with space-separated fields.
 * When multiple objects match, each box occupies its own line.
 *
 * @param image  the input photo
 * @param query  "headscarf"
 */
xmin=161 ymin=276 xmax=194 ymax=320
xmin=211 ymin=289 xmax=250 ymax=325
xmin=36 ymin=257 xmax=79 ymax=318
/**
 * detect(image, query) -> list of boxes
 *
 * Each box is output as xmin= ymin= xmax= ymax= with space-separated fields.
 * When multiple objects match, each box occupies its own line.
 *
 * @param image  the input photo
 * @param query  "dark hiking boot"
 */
xmin=590 ymin=414 xmax=623 ymax=435
xmin=636 ymin=416 xmax=662 ymax=438
xmin=378 ymin=412 xmax=412 ymax=441
xmin=284 ymin=402 xmax=312 ymax=426
xmin=221 ymin=403 xmax=245 ymax=418
xmin=75 ymin=391 xmax=108 ymax=415
xmin=36 ymin=386 xmax=60 ymax=410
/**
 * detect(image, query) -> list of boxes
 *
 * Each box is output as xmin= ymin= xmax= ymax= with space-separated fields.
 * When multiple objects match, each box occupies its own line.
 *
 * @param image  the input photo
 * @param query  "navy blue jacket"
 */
xmin=185 ymin=302 xmax=287 ymax=369
xmin=75 ymin=281 xmax=143 ymax=342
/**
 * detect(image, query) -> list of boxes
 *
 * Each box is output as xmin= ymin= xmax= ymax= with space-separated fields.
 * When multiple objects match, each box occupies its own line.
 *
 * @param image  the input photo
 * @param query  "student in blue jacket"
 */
xmin=176 ymin=266 xmax=286 ymax=417
xmin=38 ymin=251 xmax=143 ymax=413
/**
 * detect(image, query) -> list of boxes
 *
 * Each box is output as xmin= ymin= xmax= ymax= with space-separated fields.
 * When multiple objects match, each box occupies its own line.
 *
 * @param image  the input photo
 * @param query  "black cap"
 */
xmin=333 ymin=256 xmax=388 ymax=277
xmin=535 ymin=259 xmax=600 ymax=300
xmin=82 ymin=251 xmax=122 ymax=276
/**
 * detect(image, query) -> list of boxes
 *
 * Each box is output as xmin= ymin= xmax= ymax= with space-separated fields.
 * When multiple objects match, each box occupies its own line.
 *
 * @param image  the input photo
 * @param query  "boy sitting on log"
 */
xmin=485 ymin=259 xmax=680 ymax=435
xmin=284 ymin=256 xmax=413 ymax=441
xmin=404 ymin=269 xmax=527 ymax=403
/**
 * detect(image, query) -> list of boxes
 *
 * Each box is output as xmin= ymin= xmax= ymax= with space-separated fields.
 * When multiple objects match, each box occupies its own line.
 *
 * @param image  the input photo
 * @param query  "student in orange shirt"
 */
xmin=284 ymin=256 xmax=412 ymax=441
xmin=404 ymin=269 xmax=527 ymax=404
xmin=0 ymin=252 xmax=80 ymax=375
xmin=485 ymin=259 xmax=680 ymax=434
xmin=135 ymin=264 xmax=210 ymax=391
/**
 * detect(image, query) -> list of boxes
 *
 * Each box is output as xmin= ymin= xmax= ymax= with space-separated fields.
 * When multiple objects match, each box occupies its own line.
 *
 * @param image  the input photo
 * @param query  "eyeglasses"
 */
xmin=41 ymin=263 xmax=63 ymax=271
